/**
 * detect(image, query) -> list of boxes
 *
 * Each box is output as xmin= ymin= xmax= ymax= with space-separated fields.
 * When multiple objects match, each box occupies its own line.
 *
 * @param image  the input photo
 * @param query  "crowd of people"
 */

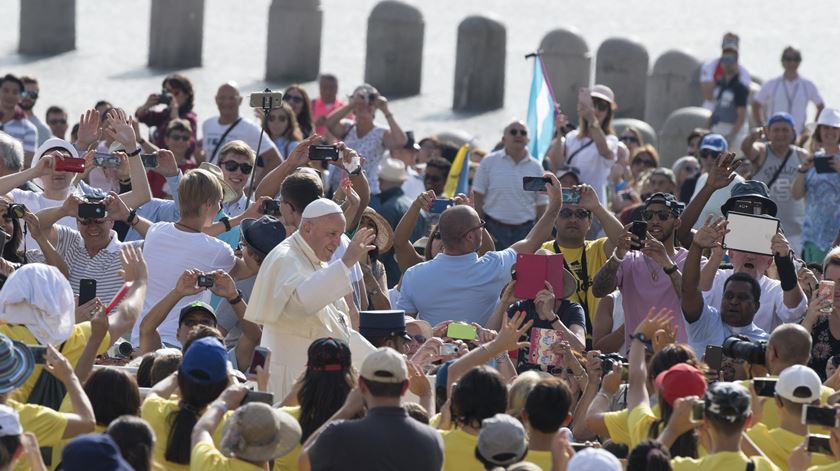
xmin=0 ymin=30 xmax=838 ymax=471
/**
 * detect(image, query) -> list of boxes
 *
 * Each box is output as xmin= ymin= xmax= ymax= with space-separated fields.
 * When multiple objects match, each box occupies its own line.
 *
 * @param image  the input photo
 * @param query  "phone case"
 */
xmin=54 ymin=157 xmax=86 ymax=173
xmin=446 ymin=323 xmax=477 ymax=340
xmin=529 ymin=328 xmax=564 ymax=367
xmin=514 ymin=253 xmax=566 ymax=299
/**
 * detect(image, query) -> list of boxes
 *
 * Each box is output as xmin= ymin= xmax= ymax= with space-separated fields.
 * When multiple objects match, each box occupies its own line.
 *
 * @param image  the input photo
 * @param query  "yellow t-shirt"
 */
xmin=525 ymin=449 xmax=552 ymax=470
xmin=191 ymin=441 xmax=263 ymax=471
xmin=141 ymin=394 xmax=230 ymax=471
xmin=49 ymin=424 xmax=107 ymax=471
xmin=440 ymin=428 xmax=482 ymax=471
xmin=808 ymin=462 xmax=840 ymax=471
xmin=9 ymin=398 xmax=69 ymax=471
xmin=746 ymin=423 xmax=834 ymax=469
xmin=603 ymin=408 xmax=632 ymax=445
xmin=273 ymin=406 xmax=302 ymax=471
xmin=671 ymin=451 xmax=780 ymax=471
xmin=1 ymin=322 xmax=111 ymax=404
xmin=737 ymin=379 xmax=834 ymax=432
xmin=628 ymin=403 xmax=659 ymax=448
xmin=541 ymin=237 xmax=609 ymax=325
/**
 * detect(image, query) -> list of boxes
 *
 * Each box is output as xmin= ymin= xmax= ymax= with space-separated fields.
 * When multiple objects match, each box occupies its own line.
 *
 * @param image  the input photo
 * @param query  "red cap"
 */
xmin=655 ymin=363 xmax=706 ymax=406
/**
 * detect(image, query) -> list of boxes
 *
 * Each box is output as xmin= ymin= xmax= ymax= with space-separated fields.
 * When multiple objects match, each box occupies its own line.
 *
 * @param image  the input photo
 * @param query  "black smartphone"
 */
xmin=196 ymin=274 xmax=215 ymax=288
xmin=262 ymin=199 xmax=280 ymax=216
xmin=309 ymin=145 xmax=339 ymax=161
xmin=814 ymin=156 xmax=837 ymax=174
xmin=0 ymin=230 xmax=7 ymax=257
xmin=28 ymin=345 xmax=47 ymax=364
xmin=247 ymin=347 xmax=270 ymax=375
xmin=803 ymin=405 xmax=840 ymax=428
xmin=430 ymin=199 xmax=454 ymax=214
xmin=753 ymin=378 xmax=778 ymax=397
xmin=620 ymin=191 xmax=633 ymax=201
xmin=807 ymin=434 xmax=833 ymax=455
xmin=78 ymin=203 xmax=106 ymax=219
xmin=561 ymin=188 xmax=581 ymax=204
xmin=79 ymin=279 xmax=97 ymax=306
xmin=692 ymin=400 xmax=705 ymax=422
xmin=242 ymin=390 xmax=274 ymax=405
xmin=630 ymin=221 xmax=648 ymax=250
xmin=140 ymin=153 xmax=158 ymax=168
xmin=704 ymin=345 xmax=723 ymax=372
xmin=522 ymin=176 xmax=548 ymax=192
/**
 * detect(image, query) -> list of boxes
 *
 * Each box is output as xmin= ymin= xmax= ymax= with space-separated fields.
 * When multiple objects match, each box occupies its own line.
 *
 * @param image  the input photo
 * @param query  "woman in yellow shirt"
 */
xmin=106 ymin=416 xmax=156 ymax=471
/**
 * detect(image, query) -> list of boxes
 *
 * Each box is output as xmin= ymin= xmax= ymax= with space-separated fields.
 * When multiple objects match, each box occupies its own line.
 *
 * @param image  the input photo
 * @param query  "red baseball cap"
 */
xmin=655 ymin=363 xmax=706 ymax=406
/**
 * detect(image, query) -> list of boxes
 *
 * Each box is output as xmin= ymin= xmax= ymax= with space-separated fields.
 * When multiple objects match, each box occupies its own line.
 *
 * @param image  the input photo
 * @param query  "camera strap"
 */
xmin=554 ymin=240 xmax=592 ymax=334
xmin=209 ymin=118 xmax=243 ymax=164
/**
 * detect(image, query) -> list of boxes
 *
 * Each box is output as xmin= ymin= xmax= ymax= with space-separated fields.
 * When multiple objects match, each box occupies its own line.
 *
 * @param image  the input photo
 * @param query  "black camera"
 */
xmin=78 ymin=203 xmax=106 ymax=219
xmin=157 ymin=92 xmax=172 ymax=105
xmin=722 ymin=335 xmax=767 ymax=365
xmin=6 ymin=204 xmax=25 ymax=219
xmin=197 ymin=274 xmax=215 ymax=288
xmin=599 ymin=353 xmax=627 ymax=374
xmin=262 ymin=199 xmax=280 ymax=216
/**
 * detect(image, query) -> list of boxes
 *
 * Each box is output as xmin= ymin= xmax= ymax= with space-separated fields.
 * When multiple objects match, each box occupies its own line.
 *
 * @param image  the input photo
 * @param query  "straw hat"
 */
xmin=0 ymin=334 xmax=33 ymax=394
xmin=220 ymin=403 xmax=302 ymax=462
xmin=198 ymin=162 xmax=239 ymax=204
xmin=361 ymin=207 xmax=394 ymax=253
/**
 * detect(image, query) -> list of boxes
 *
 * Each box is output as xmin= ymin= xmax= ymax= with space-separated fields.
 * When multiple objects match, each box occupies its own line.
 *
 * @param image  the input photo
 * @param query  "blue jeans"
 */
xmin=484 ymin=216 xmax=533 ymax=250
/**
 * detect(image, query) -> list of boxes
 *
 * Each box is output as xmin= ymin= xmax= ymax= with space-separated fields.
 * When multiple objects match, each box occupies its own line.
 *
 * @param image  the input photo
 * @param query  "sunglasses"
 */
xmin=508 ymin=129 xmax=528 ymax=136
xmin=782 ymin=55 xmax=801 ymax=62
xmin=720 ymin=56 xmax=737 ymax=65
xmin=181 ymin=318 xmax=216 ymax=328
xmin=268 ymin=114 xmax=288 ymax=123
xmin=632 ymin=158 xmax=657 ymax=168
xmin=593 ymin=100 xmax=610 ymax=112
xmin=559 ymin=208 xmax=591 ymax=219
xmin=461 ymin=220 xmax=486 ymax=237
xmin=48 ymin=119 xmax=67 ymax=125
xmin=283 ymin=94 xmax=304 ymax=104
xmin=221 ymin=160 xmax=253 ymax=175
xmin=620 ymin=136 xmax=639 ymax=144
xmin=700 ymin=149 xmax=722 ymax=159
xmin=168 ymin=133 xmax=191 ymax=142
xmin=642 ymin=209 xmax=673 ymax=221
xmin=21 ymin=91 xmax=38 ymax=100
xmin=77 ymin=218 xmax=108 ymax=225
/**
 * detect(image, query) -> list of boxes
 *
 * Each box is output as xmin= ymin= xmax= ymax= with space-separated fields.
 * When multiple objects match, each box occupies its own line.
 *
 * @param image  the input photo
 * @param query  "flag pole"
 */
xmin=525 ymin=50 xmax=558 ymax=116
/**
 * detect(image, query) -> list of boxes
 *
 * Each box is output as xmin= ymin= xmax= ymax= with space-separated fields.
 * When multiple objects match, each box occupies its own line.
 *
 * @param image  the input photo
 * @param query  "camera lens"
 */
xmin=722 ymin=336 xmax=767 ymax=365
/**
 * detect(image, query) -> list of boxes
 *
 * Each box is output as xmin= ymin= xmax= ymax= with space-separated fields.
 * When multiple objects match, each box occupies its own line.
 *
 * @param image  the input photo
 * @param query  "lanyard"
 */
xmin=776 ymin=78 xmax=800 ymax=114
xmin=553 ymin=240 xmax=592 ymax=335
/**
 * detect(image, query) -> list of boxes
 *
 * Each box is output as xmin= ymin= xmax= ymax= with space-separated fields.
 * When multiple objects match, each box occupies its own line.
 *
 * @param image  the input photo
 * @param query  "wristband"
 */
xmin=126 ymin=208 xmax=137 ymax=225
xmin=228 ymin=289 xmax=243 ymax=306
xmin=611 ymin=248 xmax=625 ymax=262
xmin=126 ymin=146 xmax=142 ymax=157
xmin=663 ymin=264 xmax=679 ymax=275
xmin=775 ymin=252 xmax=798 ymax=291
xmin=220 ymin=216 xmax=231 ymax=232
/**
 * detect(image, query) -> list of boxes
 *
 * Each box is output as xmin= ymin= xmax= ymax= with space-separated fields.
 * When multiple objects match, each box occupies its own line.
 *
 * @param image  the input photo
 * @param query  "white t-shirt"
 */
xmin=202 ymin=116 xmax=279 ymax=164
xmin=689 ymin=172 xmax=746 ymax=230
xmin=754 ymin=75 xmax=823 ymax=133
xmin=132 ymin=222 xmax=236 ymax=347
xmin=563 ymin=130 xmax=618 ymax=204
xmin=8 ymin=188 xmax=78 ymax=249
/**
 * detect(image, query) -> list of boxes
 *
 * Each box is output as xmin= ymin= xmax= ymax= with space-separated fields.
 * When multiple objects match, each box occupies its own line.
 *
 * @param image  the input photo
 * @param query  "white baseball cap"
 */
xmin=360 ymin=347 xmax=407 ymax=384
xmin=776 ymin=365 xmax=821 ymax=403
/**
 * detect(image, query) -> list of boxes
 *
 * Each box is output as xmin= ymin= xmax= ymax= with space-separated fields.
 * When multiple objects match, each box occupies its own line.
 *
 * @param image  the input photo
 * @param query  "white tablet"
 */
xmin=723 ymin=212 xmax=780 ymax=256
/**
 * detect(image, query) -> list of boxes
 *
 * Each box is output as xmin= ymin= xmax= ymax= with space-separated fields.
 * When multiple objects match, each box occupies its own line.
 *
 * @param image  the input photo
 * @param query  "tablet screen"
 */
xmin=723 ymin=212 xmax=779 ymax=255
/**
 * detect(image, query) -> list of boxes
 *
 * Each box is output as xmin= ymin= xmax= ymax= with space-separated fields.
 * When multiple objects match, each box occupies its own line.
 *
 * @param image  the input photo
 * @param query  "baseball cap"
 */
xmin=699 ymin=133 xmax=728 ymax=152
xmin=476 ymin=414 xmax=527 ymax=466
xmin=768 ymin=112 xmax=796 ymax=130
xmin=705 ymin=381 xmax=751 ymax=423
xmin=360 ymin=347 xmax=407 ymax=384
xmin=776 ymin=365 xmax=822 ymax=403
xmin=566 ymin=447 xmax=622 ymax=471
xmin=721 ymin=34 xmax=739 ymax=52
xmin=590 ymin=84 xmax=615 ymax=106
xmin=644 ymin=192 xmax=685 ymax=216
xmin=178 ymin=301 xmax=217 ymax=325
xmin=555 ymin=165 xmax=581 ymax=183
xmin=403 ymin=130 xmax=421 ymax=151
xmin=59 ymin=434 xmax=133 ymax=471
xmin=307 ymin=337 xmax=351 ymax=372
xmin=241 ymin=216 xmax=286 ymax=258
xmin=0 ymin=404 xmax=21 ymax=437
xmin=180 ymin=337 xmax=228 ymax=385
xmin=655 ymin=363 xmax=707 ymax=406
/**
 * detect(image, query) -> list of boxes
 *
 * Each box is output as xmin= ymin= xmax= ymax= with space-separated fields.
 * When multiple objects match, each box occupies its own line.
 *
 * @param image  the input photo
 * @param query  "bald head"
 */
xmin=216 ymin=82 xmax=242 ymax=120
xmin=439 ymin=206 xmax=480 ymax=250
xmin=769 ymin=323 xmax=812 ymax=367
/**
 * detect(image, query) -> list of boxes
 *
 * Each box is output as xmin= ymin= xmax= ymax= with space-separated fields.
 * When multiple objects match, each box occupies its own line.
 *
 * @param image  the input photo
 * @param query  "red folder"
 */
xmin=514 ymin=253 xmax=565 ymax=299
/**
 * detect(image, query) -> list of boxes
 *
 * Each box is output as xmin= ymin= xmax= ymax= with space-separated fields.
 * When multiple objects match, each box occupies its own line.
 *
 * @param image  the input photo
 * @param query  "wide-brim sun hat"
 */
xmin=361 ymin=207 xmax=394 ymax=253
xmin=0 ymin=334 xmax=34 ymax=394
xmin=817 ymin=108 xmax=840 ymax=128
xmin=220 ymin=403 xmax=302 ymax=462
xmin=198 ymin=162 xmax=239 ymax=204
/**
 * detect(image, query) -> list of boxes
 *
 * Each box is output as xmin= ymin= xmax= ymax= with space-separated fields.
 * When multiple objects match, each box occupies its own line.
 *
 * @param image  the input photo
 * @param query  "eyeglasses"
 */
xmin=48 ymin=119 xmax=67 ymax=125
xmin=21 ymin=91 xmax=38 ymax=100
xmin=700 ymin=149 xmax=722 ymax=159
xmin=720 ymin=55 xmax=737 ymax=65
xmin=220 ymin=160 xmax=253 ymax=175
xmin=642 ymin=209 xmax=673 ymax=221
xmin=268 ymin=114 xmax=288 ymax=123
xmin=508 ymin=129 xmax=527 ymax=136
xmin=782 ymin=55 xmax=801 ymax=62
xmin=77 ymin=218 xmax=108 ymax=225
xmin=632 ymin=158 xmax=657 ymax=168
xmin=558 ymin=208 xmax=591 ymax=220
xmin=619 ymin=136 xmax=639 ymax=144
xmin=168 ymin=133 xmax=191 ymax=142
xmin=181 ymin=318 xmax=216 ymax=328
xmin=593 ymin=100 xmax=610 ymax=112
xmin=461 ymin=220 xmax=486 ymax=237
xmin=283 ymin=94 xmax=304 ymax=104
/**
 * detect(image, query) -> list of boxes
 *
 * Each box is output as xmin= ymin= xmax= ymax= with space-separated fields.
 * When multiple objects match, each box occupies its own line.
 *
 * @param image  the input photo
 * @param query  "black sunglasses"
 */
xmin=559 ymin=208 xmax=591 ymax=219
xmin=642 ymin=209 xmax=673 ymax=221
xmin=48 ymin=119 xmax=67 ymax=125
xmin=221 ymin=160 xmax=253 ymax=175
xmin=700 ymin=149 xmax=722 ymax=159
xmin=460 ymin=220 xmax=486 ymax=237
xmin=620 ymin=136 xmax=639 ymax=144
xmin=508 ymin=129 xmax=527 ymax=136
xmin=168 ymin=134 xmax=190 ymax=142
xmin=21 ymin=91 xmax=38 ymax=100
xmin=593 ymin=100 xmax=610 ymax=112
xmin=782 ymin=55 xmax=801 ymax=62
xmin=181 ymin=318 xmax=216 ymax=328
xmin=283 ymin=94 xmax=304 ymax=104
xmin=633 ymin=158 xmax=657 ymax=168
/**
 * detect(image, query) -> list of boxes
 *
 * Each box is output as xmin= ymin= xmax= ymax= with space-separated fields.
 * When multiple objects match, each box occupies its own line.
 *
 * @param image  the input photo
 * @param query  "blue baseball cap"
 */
xmin=768 ymin=111 xmax=796 ymax=130
xmin=699 ymin=133 xmax=728 ymax=152
xmin=59 ymin=434 xmax=133 ymax=471
xmin=181 ymin=337 xmax=228 ymax=384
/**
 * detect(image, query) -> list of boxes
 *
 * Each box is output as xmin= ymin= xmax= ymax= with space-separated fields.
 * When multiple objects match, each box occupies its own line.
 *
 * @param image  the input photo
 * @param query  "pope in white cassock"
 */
xmin=245 ymin=198 xmax=377 ymax=399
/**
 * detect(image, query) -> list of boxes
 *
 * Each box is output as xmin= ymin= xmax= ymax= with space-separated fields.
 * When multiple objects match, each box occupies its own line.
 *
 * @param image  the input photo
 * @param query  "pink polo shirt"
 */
xmin=312 ymin=97 xmax=346 ymax=136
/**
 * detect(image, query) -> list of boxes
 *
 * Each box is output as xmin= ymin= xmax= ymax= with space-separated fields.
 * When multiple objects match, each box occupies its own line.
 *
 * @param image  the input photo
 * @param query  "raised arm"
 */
xmin=139 ymin=269 xmax=200 ymax=353
xmin=675 ymin=152 xmax=740 ymax=248
xmin=104 ymin=192 xmax=152 ymax=238
xmin=591 ymin=225 xmax=632 ymax=297
xmin=108 ymin=245 xmax=148 ymax=343
xmin=24 ymin=211 xmax=69 ymax=278
xmin=0 ymin=151 xmax=54 ymax=195
xmin=627 ymin=308 xmax=674 ymax=410
xmin=510 ymin=173 xmax=562 ymax=254
xmin=792 ymin=154 xmax=812 ymax=200
xmin=45 ymin=346 xmax=96 ymax=438
xmin=579 ymin=101 xmax=614 ymax=161
xmin=192 ymin=384 xmax=247 ymax=449
xmin=682 ymin=217 xmax=728 ymax=323
xmin=104 ymin=109 xmax=152 ymax=210
xmin=394 ymin=191 xmax=431 ymax=272
xmin=36 ymin=194 xmax=83 ymax=246
xmin=577 ymin=184 xmax=623 ymax=255
xmin=254 ymin=134 xmax=319 ymax=199
xmin=324 ymin=100 xmax=357 ymax=140
xmin=374 ymin=96 xmax=407 ymax=149
xmin=740 ymin=128 xmax=765 ymax=163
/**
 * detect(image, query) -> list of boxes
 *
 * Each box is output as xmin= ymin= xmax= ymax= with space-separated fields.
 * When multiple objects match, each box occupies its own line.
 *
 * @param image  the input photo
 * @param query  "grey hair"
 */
xmin=0 ymin=131 xmax=23 ymax=172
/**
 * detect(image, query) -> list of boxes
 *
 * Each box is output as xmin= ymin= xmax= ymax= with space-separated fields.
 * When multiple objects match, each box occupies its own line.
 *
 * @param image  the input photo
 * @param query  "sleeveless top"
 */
xmin=753 ymin=145 xmax=805 ymax=252
xmin=327 ymin=124 xmax=388 ymax=194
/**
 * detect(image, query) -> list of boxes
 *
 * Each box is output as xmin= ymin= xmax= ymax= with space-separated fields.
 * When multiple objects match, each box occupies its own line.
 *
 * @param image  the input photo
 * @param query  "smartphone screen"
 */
xmin=140 ymin=153 xmax=158 ymax=168
xmin=803 ymin=405 xmax=839 ymax=428
xmin=28 ymin=345 xmax=47 ymax=364
xmin=248 ymin=347 xmax=270 ymax=375
xmin=704 ymin=345 xmax=723 ymax=371
xmin=522 ymin=176 xmax=548 ymax=192
xmin=446 ymin=323 xmax=477 ymax=340
xmin=807 ymin=434 xmax=833 ymax=455
xmin=630 ymin=221 xmax=647 ymax=250
xmin=691 ymin=400 xmax=705 ymax=422
xmin=753 ymin=378 xmax=778 ymax=397
xmin=561 ymin=188 xmax=581 ymax=204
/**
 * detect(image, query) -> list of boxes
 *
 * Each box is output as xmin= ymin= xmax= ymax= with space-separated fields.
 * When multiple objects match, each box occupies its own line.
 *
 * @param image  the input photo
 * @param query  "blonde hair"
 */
xmin=177 ymin=169 xmax=223 ymax=217
xmin=506 ymin=370 xmax=550 ymax=420
xmin=824 ymin=247 xmax=840 ymax=274
xmin=218 ymin=140 xmax=255 ymax=165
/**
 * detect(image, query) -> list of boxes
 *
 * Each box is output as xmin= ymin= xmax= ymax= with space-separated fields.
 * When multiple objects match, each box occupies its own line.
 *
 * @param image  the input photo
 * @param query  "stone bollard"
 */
xmin=452 ymin=15 xmax=506 ymax=112
xmin=658 ymin=107 xmax=711 ymax=168
xmin=148 ymin=0 xmax=205 ymax=68
xmin=19 ymin=0 xmax=75 ymax=55
xmin=364 ymin=1 xmax=424 ymax=98
xmin=266 ymin=0 xmax=322 ymax=82
xmin=596 ymin=38 xmax=649 ymax=120
xmin=644 ymin=50 xmax=703 ymax=131
xmin=613 ymin=118 xmax=658 ymax=148
xmin=539 ymin=28 xmax=591 ymax=124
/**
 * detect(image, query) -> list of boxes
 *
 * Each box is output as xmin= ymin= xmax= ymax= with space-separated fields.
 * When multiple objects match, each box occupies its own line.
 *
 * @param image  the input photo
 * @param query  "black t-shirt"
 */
xmin=507 ymin=299 xmax=586 ymax=372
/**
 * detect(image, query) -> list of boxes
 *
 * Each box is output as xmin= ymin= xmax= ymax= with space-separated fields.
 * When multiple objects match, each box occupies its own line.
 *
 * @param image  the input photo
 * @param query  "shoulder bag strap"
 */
xmin=765 ymin=148 xmax=794 ymax=190
xmin=565 ymin=139 xmax=594 ymax=166
xmin=209 ymin=117 xmax=243 ymax=163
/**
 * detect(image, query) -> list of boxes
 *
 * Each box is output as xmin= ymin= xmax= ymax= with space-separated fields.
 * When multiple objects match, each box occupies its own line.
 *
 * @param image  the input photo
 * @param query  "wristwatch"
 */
xmin=631 ymin=333 xmax=653 ymax=352
xmin=220 ymin=216 xmax=231 ymax=232
xmin=228 ymin=289 xmax=243 ymax=306
xmin=663 ymin=264 xmax=679 ymax=275
xmin=126 ymin=146 xmax=142 ymax=157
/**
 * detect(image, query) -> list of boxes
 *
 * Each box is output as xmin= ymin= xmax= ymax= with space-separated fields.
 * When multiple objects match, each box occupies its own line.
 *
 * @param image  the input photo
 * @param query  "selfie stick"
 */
xmin=244 ymin=88 xmax=279 ymax=209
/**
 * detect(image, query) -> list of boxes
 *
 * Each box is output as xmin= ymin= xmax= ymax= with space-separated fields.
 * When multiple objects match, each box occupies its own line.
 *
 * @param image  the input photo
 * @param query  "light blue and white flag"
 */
xmin=526 ymin=55 xmax=556 ymax=163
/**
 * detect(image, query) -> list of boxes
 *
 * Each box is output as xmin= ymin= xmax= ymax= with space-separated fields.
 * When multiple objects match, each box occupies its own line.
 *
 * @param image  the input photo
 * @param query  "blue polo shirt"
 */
xmin=397 ymin=248 xmax=517 ymax=326
xmin=685 ymin=303 xmax=768 ymax=356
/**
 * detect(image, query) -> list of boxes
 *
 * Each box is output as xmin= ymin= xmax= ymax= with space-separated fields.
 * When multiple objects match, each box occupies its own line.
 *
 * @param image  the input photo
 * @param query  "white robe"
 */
xmin=244 ymin=231 xmax=375 ymax=399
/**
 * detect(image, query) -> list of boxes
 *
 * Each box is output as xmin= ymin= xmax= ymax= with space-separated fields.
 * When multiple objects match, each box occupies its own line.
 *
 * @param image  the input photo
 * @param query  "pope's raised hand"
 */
xmin=342 ymin=227 xmax=376 ymax=268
